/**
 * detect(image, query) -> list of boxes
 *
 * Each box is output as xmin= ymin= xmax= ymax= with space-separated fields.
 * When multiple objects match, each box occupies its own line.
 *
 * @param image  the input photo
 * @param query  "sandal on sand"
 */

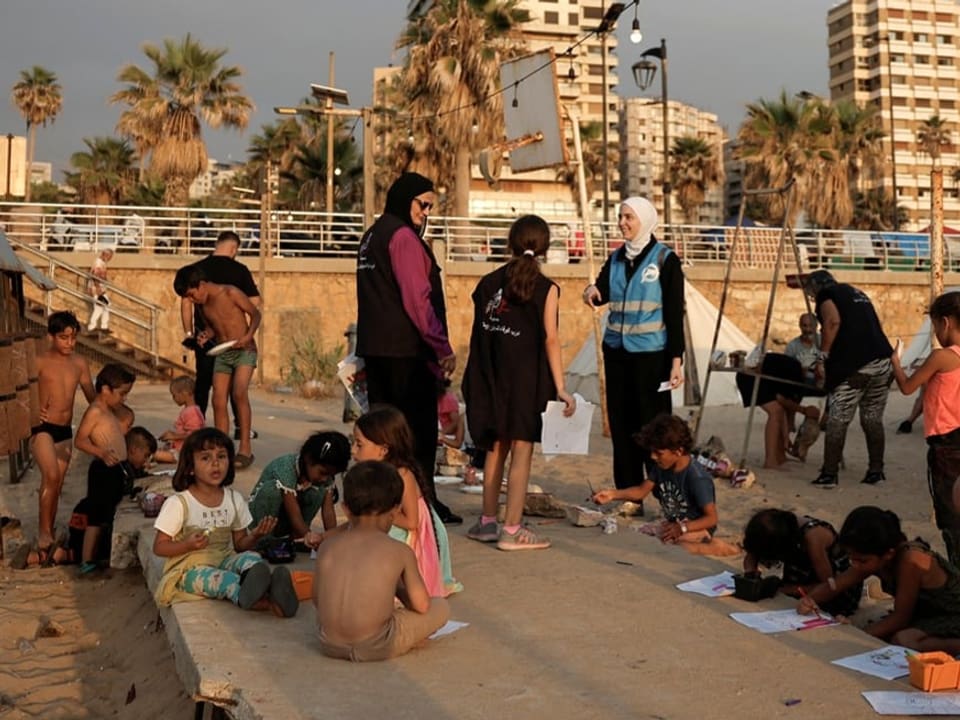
xmin=497 ymin=526 xmax=551 ymax=552
xmin=11 ymin=544 xmax=31 ymax=570
xmin=234 ymin=454 xmax=255 ymax=470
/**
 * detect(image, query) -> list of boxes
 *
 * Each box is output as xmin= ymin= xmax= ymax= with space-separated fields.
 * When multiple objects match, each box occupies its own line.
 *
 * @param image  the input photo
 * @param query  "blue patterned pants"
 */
xmin=179 ymin=551 xmax=263 ymax=605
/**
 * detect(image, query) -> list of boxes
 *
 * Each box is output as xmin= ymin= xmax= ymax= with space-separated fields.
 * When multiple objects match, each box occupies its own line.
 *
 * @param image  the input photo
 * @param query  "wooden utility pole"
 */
xmin=326 ymin=52 xmax=336 ymax=215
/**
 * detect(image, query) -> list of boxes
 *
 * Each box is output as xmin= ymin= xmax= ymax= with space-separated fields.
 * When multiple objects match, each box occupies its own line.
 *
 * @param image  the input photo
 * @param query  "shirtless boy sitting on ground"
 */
xmin=73 ymin=363 xmax=136 ymax=574
xmin=174 ymin=266 xmax=261 ymax=469
xmin=33 ymin=311 xmax=95 ymax=556
xmin=313 ymin=460 xmax=449 ymax=662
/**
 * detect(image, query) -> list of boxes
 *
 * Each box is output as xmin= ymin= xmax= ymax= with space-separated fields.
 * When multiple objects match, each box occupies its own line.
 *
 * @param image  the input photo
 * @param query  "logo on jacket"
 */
xmin=641 ymin=262 xmax=661 ymax=283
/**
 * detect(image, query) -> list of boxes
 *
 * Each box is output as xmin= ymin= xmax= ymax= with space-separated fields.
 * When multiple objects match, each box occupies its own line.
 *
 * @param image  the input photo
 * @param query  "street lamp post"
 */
xmin=597 ymin=3 xmax=625 ymax=224
xmin=632 ymin=38 xmax=671 ymax=232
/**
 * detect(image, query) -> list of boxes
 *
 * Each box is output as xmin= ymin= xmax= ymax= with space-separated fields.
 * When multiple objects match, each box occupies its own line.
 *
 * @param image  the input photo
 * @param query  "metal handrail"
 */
xmin=2 ymin=200 xmax=957 ymax=272
xmin=11 ymin=239 xmax=162 ymax=366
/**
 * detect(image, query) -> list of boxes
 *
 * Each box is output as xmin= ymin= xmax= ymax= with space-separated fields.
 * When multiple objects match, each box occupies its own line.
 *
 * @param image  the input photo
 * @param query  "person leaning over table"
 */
xmin=582 ymin=196 xmax=685 ymax=505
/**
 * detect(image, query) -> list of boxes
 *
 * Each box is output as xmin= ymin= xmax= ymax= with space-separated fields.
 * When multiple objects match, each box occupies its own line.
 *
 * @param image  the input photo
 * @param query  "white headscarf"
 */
xmin=620 ymin=196 xmax=658 ymax=261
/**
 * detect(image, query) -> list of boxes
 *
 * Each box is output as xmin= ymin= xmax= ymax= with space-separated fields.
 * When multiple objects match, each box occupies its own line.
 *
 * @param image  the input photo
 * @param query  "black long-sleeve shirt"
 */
xmin=593 ymin=238 xmax=685 ymax=360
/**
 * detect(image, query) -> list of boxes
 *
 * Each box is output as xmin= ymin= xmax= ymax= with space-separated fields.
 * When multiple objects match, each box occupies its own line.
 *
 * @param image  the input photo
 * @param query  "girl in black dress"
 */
xmin=463 ymin=216 xmax=575 ymax=551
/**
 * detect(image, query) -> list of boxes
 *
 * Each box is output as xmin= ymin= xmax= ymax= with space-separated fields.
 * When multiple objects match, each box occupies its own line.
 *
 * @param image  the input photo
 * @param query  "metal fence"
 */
xmin=2 ymin=201 xmax=958 ymax=272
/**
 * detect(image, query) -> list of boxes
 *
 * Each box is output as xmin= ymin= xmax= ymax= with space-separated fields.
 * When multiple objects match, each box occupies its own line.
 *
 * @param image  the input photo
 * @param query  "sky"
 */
xmin=0 ymin=0 xmax=839 ymax=179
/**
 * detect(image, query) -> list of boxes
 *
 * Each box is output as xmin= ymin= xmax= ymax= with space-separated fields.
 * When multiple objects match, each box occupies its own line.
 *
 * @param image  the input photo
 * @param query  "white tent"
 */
xmin=565 ymin=282 xmax=756 ymax=407
xmin=901 ymin=286 xmax=960 ymax=370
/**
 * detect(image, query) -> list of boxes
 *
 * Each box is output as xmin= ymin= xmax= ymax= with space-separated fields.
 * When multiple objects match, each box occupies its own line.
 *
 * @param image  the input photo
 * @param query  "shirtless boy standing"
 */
xmin=175 ymin=266 xmax=261 ymax=469
xmin=33 ymin=311 xmax=95 ymax=554
xmin=314 ymin=460 xmax=449 ymax=661
xmin=73 ymin=363 xmax=135 ymax=573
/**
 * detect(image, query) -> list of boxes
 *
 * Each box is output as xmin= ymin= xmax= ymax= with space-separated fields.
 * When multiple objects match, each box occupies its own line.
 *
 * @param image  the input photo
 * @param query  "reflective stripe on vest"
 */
xmin=604 ymin=242 xmax=669 ymax=352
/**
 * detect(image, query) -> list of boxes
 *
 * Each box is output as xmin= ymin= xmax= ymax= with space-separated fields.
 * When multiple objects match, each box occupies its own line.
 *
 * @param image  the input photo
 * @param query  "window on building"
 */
xmin=942 ymin=99 xmax=956 ymax=109
xmin=569 ymin=13 xmax=578 ymax=25
xmin=916 ymin=55 xmax=930 ymax=64
xmin=917 ymin=97 xmax=932 ymax=107
xmin=915 ymin=33 xmax=929 ymax=43
xmin=939 ymin=57 xmax=954 ymax=67
xmin=887 ymin=8 xmax=903 ymax=19
xmin=939 ymin=35 xmax=954 ymax=45
xmin=912 ymin=11 xmax=929 ymax=21
xmin=891 ymin=30 xmax=905 ymax=41
xmin=583 ymin=7 xmax=601 ymax=19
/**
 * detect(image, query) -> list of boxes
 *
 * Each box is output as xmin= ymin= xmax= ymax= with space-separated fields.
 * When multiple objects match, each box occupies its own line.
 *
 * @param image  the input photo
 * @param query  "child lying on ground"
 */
xmin=314 ymin=460 xmax=450 ymax=662
xmin=743 ymin=508 xmax=861 ymax=617
xmin=800 ymin=506 xmax=960 ymax=653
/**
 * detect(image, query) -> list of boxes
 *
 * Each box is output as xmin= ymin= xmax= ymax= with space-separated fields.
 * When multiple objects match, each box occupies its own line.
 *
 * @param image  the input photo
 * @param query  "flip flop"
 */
xmin=11 ymin=544 xmax=31 ymax=570
xmin=40 ymin=535 xmax=66 ymax=568
xmin=234 ymin=454 xmax=255 ymax=470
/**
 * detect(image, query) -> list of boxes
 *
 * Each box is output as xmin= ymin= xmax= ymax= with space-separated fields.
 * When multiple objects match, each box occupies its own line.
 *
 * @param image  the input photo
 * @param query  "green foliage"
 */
xmin=281 ymin=333 xmax=344 ymax=397
xmin=30 ymin=180 xmax=66 ymax=205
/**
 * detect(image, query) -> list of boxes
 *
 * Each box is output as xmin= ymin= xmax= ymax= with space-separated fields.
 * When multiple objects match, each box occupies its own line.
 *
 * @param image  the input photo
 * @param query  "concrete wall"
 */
xmin=27 ymin=251 xmax=952 ymax=385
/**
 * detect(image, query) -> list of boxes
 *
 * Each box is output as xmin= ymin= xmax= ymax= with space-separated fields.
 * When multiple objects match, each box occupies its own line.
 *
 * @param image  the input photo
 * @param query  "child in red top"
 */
xmin=436 ymin=379 xmax=464 ymax=449
xmin=892 ymin=291 xmax=960 ymax=565
xmin=155 ymin=376 xmax=206 ymax=464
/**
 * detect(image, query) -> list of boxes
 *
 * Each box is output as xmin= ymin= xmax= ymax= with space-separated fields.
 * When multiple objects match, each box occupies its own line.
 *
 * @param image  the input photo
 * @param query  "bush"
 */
xmin=281 ymin=333 xmax=343 ymax=398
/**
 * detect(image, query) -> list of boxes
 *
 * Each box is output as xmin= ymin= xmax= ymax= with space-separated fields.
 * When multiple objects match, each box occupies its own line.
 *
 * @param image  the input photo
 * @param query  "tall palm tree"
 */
xmin=669 ymin=136 xmax=720 ymax=224
xmin=110 ymin=34 xmax=253 ymax=206
xmin=917 ymin=115 xmax=951 ymax=167
xmin=397 ymin=0 xmax=529 ymax=216
xmin=64 ymin=136 xmax=136 ymax=205
xmin=11 ymin=66 xmax=63 ymax=202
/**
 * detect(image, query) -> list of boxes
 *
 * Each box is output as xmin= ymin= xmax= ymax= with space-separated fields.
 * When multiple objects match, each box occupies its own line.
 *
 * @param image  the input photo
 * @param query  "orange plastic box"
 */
xmin=908 ymin=651 xmax=960 ymax=691
xmin=291 ymin=571 xmax=314 ymax=602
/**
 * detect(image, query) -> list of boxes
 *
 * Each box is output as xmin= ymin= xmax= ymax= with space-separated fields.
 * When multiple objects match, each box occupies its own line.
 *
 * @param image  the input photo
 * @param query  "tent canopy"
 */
xmin=565 ymin=283 xmax=756 ymax=407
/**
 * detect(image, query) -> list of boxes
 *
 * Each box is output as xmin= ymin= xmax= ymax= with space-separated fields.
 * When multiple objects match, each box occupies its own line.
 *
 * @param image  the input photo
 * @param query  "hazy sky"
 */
xmin=0 ymin=0 xmax=838 ymax=178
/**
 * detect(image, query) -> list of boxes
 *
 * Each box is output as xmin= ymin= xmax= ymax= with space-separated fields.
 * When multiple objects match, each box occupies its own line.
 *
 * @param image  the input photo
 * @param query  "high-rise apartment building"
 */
xmin=375 ymin=1 xmax=622 ymax=219
xmin=827 ymin=0 xmax=960 ymax=230
xmin=619 ymin=98 xmax=726 ymax=225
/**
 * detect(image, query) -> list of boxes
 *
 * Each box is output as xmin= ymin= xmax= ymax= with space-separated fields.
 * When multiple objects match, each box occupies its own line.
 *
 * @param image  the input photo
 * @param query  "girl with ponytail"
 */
xmin=463 ymin=215 xmax=575 ymax=551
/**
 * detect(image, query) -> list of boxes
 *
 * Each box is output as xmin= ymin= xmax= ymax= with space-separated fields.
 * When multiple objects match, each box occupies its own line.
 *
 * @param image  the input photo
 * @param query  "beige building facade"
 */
xmin=827 ymin=0 xmax=960 ymax=230
xmin=619 ymin=98 xmax=726 ymax=225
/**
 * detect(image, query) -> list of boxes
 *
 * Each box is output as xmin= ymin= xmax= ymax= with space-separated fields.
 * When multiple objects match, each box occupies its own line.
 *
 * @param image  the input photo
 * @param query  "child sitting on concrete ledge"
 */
xmin=314 ymin=460 xmax=449 ymax=661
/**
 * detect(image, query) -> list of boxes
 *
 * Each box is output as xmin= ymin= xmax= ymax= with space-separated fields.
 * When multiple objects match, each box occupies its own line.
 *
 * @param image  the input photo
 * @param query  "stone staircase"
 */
xmin=13 ymin=241 xmax=192 ymax=381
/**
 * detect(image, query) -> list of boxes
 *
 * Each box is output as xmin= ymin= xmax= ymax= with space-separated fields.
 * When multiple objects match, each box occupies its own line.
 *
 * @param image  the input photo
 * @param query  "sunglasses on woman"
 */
xmin=415 ymin=199 xmax=433 ymax=212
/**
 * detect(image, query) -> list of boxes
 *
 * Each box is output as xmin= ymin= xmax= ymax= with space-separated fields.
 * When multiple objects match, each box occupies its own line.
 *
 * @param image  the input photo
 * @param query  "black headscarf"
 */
xmin=384 ymin=172 xmax=434 ymax=232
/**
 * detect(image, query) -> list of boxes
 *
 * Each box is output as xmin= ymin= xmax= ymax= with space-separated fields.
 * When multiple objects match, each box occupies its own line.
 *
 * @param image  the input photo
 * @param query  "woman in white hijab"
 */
xmin=582 ymin=197 xmax=685 ymax=501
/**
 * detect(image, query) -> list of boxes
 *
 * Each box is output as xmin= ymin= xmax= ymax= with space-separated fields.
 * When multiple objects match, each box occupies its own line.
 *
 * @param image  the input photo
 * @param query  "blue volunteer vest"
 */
xmin=604 ymin=242 xmax=671 ymax=352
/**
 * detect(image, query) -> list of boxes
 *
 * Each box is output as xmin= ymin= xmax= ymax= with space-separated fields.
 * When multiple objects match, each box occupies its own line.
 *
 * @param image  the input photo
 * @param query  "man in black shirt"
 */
xmin=803 ymin=270 xmax=893 ymax=488
xmin=176 ymin=231 xmax=261 ymax=435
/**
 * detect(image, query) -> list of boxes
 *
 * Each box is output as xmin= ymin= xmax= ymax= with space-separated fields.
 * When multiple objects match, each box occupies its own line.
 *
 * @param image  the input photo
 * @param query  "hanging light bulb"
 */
xmin=511 ymin=82 xmax=519 ymax=109
xmin=630 ymin=18 xmax=643 ymax=44
xmin=471 ymin=118 xmax=479 ymax=134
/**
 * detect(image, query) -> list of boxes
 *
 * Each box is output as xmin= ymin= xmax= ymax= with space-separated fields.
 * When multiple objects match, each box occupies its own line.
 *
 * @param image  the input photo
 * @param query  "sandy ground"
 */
xmin=0 ymin=381 xmax=939 ymax=718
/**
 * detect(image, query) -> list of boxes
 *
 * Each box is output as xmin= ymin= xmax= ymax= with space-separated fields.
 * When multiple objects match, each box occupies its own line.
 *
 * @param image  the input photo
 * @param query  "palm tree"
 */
xmin=396 ymin=0 xmax=529 ymax=216
xmin=736 ymin=91 xmax=835 ymax=225
xmin=917 ymin=115 xmax=951 ymax=166
xmin=64 ymin=137 xmax=136 ymax=205
xmin=851 ymin=188 xmax=906 ymax=231
xmin=669 ymin=136 xmax=720 ymax=224
xmin=11 ymin=66 xmax=63 ymax=202
xmin=110 ymin=34 xmax=253 ymax=206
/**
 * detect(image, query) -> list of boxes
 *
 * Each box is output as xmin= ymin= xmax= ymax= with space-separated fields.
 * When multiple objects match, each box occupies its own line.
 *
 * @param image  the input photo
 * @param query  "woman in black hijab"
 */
xmin=355 ymin=172 xmax=461 ymax=524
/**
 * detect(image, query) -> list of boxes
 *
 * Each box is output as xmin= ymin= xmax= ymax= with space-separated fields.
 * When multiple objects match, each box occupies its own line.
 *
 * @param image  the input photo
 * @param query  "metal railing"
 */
xmin=11 ymin=239 xmax=164 ymax=367
xmin=3 ymin=201 xmax=958 ymax=272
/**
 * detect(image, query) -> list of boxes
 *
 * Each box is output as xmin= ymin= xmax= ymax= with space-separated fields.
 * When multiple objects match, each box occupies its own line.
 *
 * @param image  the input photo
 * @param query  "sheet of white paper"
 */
xmin=832 ymin=646 xmax=911 ymax=681
xmin=430 ymin=620 xmax=469 ymax=639
xmin=540 ymin=393 xmax=594 ymax=455
xmin=862 ymin=691 xmax=960 ymax=715
xmin=729 ymin=608 xmax=837 ymax=634
xmin=675 ymin=571 xmax=736 ymax=597
xmin=657 ymin=380 xmax=672 ymax=392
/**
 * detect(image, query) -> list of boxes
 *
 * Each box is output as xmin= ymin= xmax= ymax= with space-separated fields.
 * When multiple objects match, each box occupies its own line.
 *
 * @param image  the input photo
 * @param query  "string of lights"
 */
xmin=405 ymin=0 xmax=639 ymax=123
